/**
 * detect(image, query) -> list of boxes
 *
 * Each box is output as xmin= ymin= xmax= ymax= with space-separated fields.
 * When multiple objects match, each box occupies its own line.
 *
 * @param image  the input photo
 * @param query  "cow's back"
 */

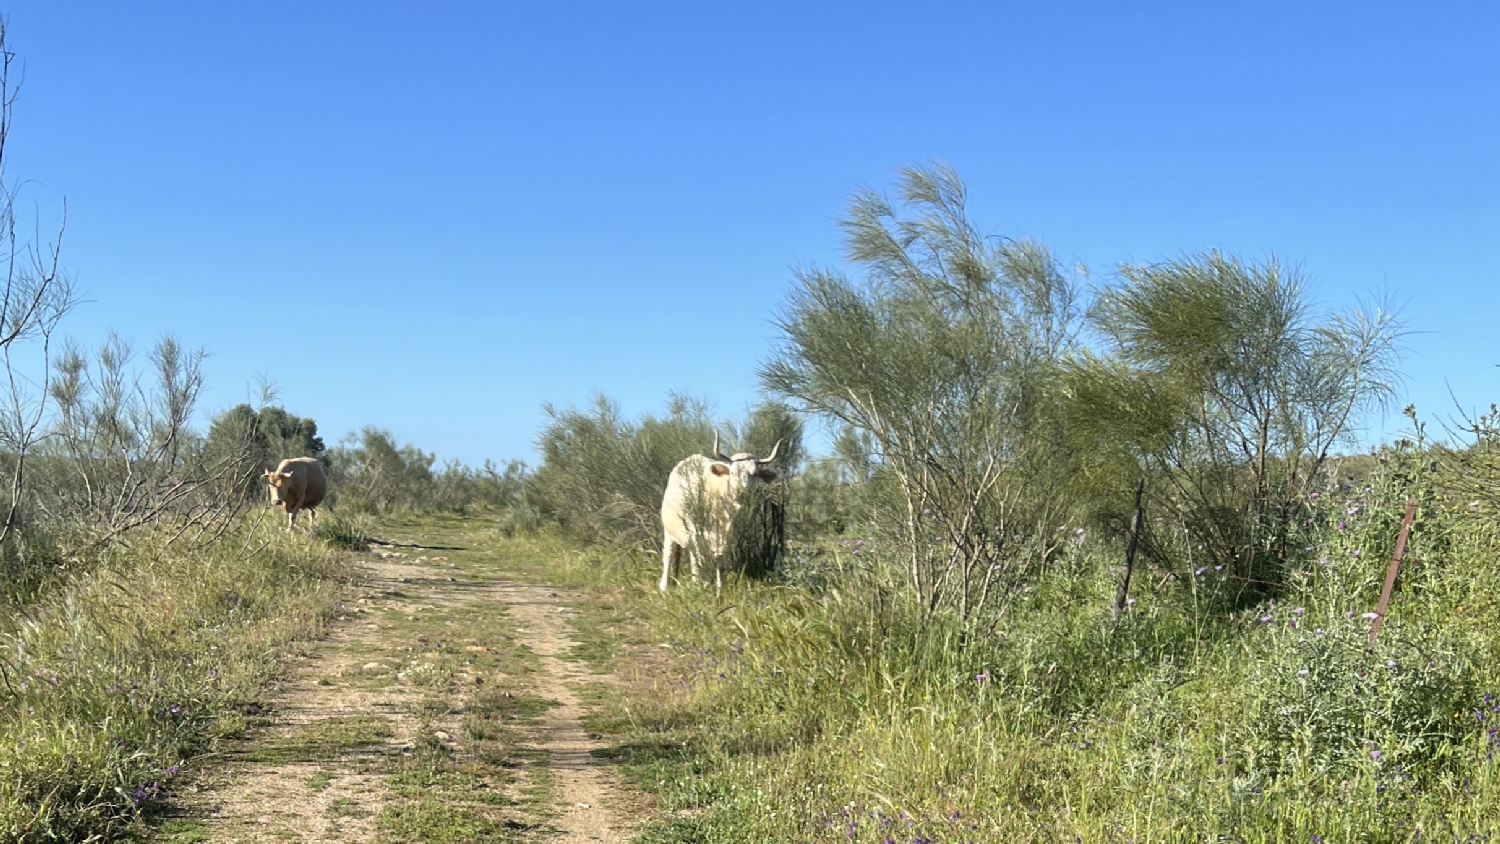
xmin=660 ymin=455 xmax=705 ymax=546
xmin=662 ymin=454 xmax=738 ymax=550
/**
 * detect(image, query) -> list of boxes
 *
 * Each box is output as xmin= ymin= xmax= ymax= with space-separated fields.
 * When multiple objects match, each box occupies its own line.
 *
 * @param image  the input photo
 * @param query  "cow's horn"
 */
xmin=759 ymin=438 xmax=783 ymax=465
xmin=712 ymin=430 xmax=729 ymax=461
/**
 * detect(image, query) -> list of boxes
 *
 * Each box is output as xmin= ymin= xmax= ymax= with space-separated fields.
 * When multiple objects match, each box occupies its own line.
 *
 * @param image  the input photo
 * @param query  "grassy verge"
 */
xmin=0 ymin=521 xmax=347 ymax=842
xmin=560 ymin=459 xmax=1500 ymax=841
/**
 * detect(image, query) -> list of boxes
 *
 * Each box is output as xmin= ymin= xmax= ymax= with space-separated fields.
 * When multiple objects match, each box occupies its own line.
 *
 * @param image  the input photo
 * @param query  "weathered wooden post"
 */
xmin=1367 ymin=499 xmax=1418 ymax=646
xmin=1113 ymin=480 xmax=1145 ymax=621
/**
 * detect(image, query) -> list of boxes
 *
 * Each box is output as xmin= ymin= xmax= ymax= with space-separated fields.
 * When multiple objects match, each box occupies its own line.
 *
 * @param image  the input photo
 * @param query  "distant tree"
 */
xmin=327 ymin=427 xmax=435 ymax=512
xmin=203 ymin=403 xmax=326 ymax=499
xmin=531 ymin=393 xmax=715 ymax=547
xmin=1066 ymin=250 xmax=1402 ymax=591
xmin=431 ymin=457 xmax=534 ymax=520
xmin=779 ymin=424 xmax=881 ymax=540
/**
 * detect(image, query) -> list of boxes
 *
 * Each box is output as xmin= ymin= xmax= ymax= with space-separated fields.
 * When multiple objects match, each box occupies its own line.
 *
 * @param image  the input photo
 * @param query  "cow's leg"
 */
xmin=287 ymin=508 xmax=297 ymax=530
xmin=686 ymin=534 xmax=703 ymax=582
xmin=714 ymin=556 xmax=723 ymax=596
xmin=659 ymin=537 xmax=680 ymax=592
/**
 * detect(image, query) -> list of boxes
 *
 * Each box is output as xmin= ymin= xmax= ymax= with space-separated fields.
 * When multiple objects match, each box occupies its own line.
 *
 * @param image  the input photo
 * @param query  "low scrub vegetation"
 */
xmin=533 ymin=393 xmax=804 ymax=578
xmin=578 ymin=435 xmax=1500 ymax=841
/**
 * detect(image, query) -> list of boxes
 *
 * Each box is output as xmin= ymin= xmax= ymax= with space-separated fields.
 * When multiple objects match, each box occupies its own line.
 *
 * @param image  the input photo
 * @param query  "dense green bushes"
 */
xmin=202 ymin=403 xmax=328 ymax=500
xmin=1071 ymin=251 xmax=1402 ymax=593
xmin=756 ymin=165 xmax=1405 ymax=633
xmin=532 ymin=394 xmax=716 ymax=547
xmin=763 ymin=164 xmax=1085 ymax=627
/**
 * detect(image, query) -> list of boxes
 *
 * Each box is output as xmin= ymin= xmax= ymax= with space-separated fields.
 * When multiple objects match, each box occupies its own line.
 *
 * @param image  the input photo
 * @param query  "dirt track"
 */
xmin=175 ymin=526 xmax=639 ymax=843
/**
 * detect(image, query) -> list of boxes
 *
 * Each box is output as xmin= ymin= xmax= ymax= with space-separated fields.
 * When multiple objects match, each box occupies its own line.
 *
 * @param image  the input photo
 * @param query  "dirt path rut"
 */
xmin=503 ymin=586 xmax=633 ymax=842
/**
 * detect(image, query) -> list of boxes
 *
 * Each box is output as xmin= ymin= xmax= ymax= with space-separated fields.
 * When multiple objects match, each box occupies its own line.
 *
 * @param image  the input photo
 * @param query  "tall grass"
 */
xmin=592 ymin=441 xmax=1500 ymax=842
xmin=0 ymin=521 xmax=345 ymax=841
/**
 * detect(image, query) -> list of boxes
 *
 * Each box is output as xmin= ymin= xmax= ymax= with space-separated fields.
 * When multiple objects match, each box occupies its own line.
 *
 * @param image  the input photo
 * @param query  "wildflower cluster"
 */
xmin=1477 ymin=692 xmax=1500 ymax=762
xmin=1240 ymin=607 xmax=1475 ymax=776
xmin=815 ymin=798 xmax=984 ymax=844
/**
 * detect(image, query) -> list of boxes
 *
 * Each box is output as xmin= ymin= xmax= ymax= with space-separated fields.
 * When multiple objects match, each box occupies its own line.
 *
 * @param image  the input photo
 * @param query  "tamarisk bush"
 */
xmin=762 ymin=163 xmax=1083 ymax=628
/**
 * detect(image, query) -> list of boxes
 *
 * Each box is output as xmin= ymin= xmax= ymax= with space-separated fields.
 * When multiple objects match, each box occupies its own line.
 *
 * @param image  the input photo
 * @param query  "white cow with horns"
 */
xmin=659 ymin=432 xmax=782 ymax=594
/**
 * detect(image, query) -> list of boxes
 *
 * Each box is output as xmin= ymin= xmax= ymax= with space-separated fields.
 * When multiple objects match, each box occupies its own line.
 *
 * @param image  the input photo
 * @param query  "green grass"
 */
xmin=376 ymin=799 xmax=531 ymax=844
xmin=0 ymin=518 xmax=347 ymax=842
xmin=238 ymin=715 xmax=397 ymax=764
xmin=312 ymin=510 xmax=379 ymax=550
xmin=152 ymin=819 xmax=210 ymax=843
xmin=328 ymin=797 xmax=374 ymax=818
xmin=564 ymin=610 xmax=620 ymax=666
xmin=0 ymin=509 xmax=584 ymax=843
xmin=33 ymin=487 xmax=1494 ymax=841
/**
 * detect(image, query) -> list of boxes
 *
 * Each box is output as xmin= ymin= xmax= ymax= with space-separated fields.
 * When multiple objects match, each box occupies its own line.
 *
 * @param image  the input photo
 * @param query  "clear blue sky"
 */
xmin=4 ymin=2 xmax=1496 ymax=465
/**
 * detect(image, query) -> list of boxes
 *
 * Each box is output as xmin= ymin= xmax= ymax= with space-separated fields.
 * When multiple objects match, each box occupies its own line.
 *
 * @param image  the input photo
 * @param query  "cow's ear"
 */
xmin=757 ymin=469 xmax=779 ymax=482
xmin=709 ymin=462 xmax=731 ymax=476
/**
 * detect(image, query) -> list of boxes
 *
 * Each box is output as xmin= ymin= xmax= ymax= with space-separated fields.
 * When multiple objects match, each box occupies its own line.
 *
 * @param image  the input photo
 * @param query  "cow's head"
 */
xmin=263 ymin=468 xmax=294 ymax=507
xmin=707 ymin=431 xmax=781 ymax=491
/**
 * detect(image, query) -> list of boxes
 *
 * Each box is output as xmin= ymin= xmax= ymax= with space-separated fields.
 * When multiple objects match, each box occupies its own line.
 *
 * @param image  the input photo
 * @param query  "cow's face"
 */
xmin=709 ymin=454 xmax=778 ymax=494
xmin=264 ymin=470 xmax=292 ymax=506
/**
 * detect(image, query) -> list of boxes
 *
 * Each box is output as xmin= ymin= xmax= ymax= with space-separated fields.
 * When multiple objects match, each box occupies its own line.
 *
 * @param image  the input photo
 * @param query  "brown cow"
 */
xmin=264 ymin=457 xmax=327 ymax=529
